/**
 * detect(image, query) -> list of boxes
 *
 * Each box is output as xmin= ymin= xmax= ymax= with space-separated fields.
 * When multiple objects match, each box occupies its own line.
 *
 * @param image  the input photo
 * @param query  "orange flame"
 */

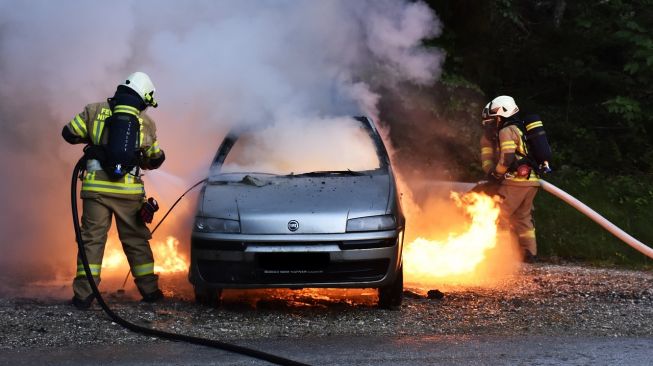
xmin=101 ymin=234 xmax=188 ymax=275
xmin=153 ymin=236 xmax=188 ymax=273
xmin=403 ymin=191 xmax=513 ymax=288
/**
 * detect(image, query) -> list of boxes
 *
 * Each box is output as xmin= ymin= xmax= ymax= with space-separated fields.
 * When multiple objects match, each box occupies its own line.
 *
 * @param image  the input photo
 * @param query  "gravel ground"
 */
xmin=1 ymin=263 xmax=652 ymax=351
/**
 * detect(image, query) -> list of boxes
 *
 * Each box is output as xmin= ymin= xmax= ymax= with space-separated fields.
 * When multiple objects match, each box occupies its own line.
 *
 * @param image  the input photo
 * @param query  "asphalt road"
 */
xmin=1 ymin=334 xmax=652 ymax=365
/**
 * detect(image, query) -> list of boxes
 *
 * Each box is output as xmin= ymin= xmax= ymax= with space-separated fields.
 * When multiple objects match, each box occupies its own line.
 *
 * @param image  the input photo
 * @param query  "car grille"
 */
xmin=193 ymin=238 xmax=396 ymax=251
xmin=197 ymin=256 xmax=390 ymax=285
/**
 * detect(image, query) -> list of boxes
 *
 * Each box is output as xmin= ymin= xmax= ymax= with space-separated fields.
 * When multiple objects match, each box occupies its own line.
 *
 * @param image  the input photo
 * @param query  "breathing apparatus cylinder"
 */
xmin=522 ymin=114 xmax=552 ymax=173
xmin=101 ymin=104 xmax=141 ymax=180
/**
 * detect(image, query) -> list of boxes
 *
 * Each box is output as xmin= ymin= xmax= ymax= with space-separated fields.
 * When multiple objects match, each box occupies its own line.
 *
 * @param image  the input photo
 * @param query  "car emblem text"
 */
xmin=288 ymin=220 xmax=299 ymax=232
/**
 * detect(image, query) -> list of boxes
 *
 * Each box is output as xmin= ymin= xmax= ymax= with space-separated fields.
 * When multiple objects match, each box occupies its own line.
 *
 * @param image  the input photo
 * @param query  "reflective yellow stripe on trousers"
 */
xmin=76 ymin=263 xmax=101 ymax=277
xmin=132 ymin=262 xmax=155 ymax=277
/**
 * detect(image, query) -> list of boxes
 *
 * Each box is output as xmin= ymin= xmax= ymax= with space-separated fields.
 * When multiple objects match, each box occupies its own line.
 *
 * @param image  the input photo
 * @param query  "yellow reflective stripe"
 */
xmin=97 ymin=120 xmax=105 ymax=144
xmin=114 ymin=105 xmax=140 ymax=116
xmin=69 ymin=120 xmax=84 ymax=137
xmin=482 ymin=160 xmax=494 ymax=168
xmin=70 ymin=115 xmax=87 ymax=137
xmin=500 ymin=142 xmax=517 ymax=151
xmin=132 ymin=262 xmax=155 ymax=277
xmin=518 ymin=229 xmax=536 ymax=239
xmin=82 ymin=173 xmax=144 ymax=194
xmin=525 ymin=121 xmax=543 ymax=131
xmin=114 ymin=109 xmax=139 ymax=116
xmin=139 ymin=118 xmax=144 ymax=147
xmin=75 ymin=115 xmax=87 ymax=134
xmin=481 ymin=147 xmax=494 ymax=154
xmin=146 ymin=140 xmax=160 ymax=156
xmin=92 ymin=119 xmax=105 ymax=145
xmin=76 ymin=263 xmax=101 ymax=276
xmin=81 ymin=182 xmax=144 ymax=194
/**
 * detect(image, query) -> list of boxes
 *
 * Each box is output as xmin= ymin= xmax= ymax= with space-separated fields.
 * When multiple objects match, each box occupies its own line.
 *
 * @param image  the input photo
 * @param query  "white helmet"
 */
xmin=481 ymin=102 xmax=494 ymax=126
xmin=487 ymin=95 xmax=518 ymax=118
xmin=121 ymin=71 xmax=158 ymax=108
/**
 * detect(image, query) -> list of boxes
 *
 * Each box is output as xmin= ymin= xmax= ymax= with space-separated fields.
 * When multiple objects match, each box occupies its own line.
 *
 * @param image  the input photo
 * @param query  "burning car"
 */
xmin=189 ymin=116 xmax=404 ymax=308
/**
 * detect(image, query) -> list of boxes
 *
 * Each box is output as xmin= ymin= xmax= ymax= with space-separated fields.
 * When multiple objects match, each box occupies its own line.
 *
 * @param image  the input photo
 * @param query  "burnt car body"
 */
xmin=189 ymin=116 xmax=404 ymax=308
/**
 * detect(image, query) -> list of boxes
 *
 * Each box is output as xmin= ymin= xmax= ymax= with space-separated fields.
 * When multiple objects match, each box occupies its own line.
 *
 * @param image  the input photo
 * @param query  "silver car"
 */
xmin=189 ymin=117 xmax=404 ymax=308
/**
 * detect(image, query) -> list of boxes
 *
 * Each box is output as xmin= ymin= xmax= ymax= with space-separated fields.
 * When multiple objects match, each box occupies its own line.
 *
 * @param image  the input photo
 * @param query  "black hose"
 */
xmin=71 ymin=158 xmax=310 ymax=366
xmin=150 ymin=178 xmax=206 ymax=234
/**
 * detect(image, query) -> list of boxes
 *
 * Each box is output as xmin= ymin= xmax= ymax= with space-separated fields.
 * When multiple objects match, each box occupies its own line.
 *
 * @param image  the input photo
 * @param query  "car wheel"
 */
xmin=194 ymin=287 xmax=222 ymax=307
xmin=378 ymin=265 xmax=403 ymax=310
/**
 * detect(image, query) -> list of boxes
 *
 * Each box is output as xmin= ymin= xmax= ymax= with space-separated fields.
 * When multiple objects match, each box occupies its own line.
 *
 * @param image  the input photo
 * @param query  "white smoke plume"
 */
xmin=0 ymin=0 xmax=443 ymax=285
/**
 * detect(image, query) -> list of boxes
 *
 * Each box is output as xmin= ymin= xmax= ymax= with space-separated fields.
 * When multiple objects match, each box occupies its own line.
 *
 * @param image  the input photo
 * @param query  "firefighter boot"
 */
xmin=71 ymin=294 xmax=95 ymax=310
xmin=141 ymin=289 xmax=164 ymax=303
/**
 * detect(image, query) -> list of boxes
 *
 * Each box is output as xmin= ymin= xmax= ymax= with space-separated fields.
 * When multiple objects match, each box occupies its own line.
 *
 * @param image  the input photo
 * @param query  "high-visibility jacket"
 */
xmin=65 ymin=102 xmax=163 ymax=197
xmin=480 ymin=124 xmax=539 ymax=187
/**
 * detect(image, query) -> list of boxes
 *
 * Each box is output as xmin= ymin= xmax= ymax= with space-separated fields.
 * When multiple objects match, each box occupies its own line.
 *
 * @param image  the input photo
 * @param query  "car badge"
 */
xmin=288 ymin=220 xmax=299 ymax=232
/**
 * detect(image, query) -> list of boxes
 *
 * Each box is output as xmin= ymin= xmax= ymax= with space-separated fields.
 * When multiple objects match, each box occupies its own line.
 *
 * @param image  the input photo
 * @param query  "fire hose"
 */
xmin=71 ymin=157 xmax=310 ymax=366
xmin=538 ymin=179 xmax=653 ymax=260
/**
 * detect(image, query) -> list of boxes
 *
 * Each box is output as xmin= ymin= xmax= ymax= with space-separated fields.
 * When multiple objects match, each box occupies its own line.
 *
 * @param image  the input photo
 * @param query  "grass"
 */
xmin=534 ymin=169 xmax=653 ymax=269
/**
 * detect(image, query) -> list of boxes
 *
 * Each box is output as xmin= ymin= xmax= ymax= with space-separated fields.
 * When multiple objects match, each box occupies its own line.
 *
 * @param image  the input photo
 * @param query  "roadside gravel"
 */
xmin=1 ymin=263 xmax=652 ymax=350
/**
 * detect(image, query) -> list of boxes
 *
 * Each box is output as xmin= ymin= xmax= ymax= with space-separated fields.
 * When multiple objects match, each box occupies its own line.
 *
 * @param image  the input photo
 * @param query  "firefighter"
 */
xmin=62 ymin=72 xmax=166 ymax=309
xmin=480 ymin=95 xmax=540 ymax=262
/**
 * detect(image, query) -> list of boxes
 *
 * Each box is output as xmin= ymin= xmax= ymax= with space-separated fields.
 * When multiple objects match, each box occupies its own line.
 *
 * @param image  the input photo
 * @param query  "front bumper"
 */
xmin=189 ymin=230 xmax=403 ymax=289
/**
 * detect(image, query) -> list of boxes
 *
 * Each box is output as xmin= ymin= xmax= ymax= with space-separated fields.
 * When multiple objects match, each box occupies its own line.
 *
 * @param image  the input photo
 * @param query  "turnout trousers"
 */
xmin=497 ymin=184 xmax=539 ymax=256
xmin=72 ymin=192 xmax=159 ymax=300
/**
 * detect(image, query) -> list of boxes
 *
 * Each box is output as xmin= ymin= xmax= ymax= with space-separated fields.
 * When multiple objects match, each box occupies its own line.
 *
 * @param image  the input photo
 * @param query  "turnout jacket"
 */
xmin=480 ymin=124 xmax=539 ymax=187
xmin=64 ymin=101 xmax=164 ymax=198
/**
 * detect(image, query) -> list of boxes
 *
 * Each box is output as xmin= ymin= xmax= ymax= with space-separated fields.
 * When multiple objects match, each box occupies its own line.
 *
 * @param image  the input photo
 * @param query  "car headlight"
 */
xmin=346 ymin=215 xmax=396 ymax=232
xmin=194 ymin=217 xmax=241 ymax=233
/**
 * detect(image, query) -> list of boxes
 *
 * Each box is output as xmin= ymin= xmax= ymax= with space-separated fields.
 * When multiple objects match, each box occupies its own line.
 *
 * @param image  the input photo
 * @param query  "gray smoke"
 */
xmin=0 ymin=0 xmax=442 ymax=285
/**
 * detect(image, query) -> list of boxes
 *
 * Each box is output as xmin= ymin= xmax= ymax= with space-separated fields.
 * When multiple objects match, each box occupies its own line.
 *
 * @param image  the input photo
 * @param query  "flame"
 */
xmin=101 ymin=234 xmax=188 ymax=275
xmin=403 ymin=191 xmax=512 ymax=288
xmin=153 ymin=236 xmax=188 ymax=273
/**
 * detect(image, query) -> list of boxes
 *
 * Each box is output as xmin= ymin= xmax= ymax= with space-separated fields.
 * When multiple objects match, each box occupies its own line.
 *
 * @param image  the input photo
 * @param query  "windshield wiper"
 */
xmin=288 ymin=170 xmax=366 ymax=177
xmin=208 ymin=172 xmax=279 ymax=184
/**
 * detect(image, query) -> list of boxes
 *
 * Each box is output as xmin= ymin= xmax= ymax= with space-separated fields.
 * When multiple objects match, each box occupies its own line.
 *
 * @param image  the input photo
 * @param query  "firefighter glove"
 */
xmin=486 ymin=170 xmax=504 ymax=185
xmin=139 ymin=197 xmax=159 ymax=224
xmin=83 ymin=145 xmax=106 ymax=162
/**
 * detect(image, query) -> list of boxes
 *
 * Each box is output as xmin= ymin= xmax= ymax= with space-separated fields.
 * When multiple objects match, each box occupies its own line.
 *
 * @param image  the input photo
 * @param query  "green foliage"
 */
xmin=535 ymin=171 xmax=653 ymax=267
xmin=603 ymin=96 xmax=642 ymax=122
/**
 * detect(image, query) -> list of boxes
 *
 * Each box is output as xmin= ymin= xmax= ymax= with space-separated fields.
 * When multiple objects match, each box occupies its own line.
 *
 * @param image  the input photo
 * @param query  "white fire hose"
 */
xmin=538 ymin=179 xmax=653 ymax=260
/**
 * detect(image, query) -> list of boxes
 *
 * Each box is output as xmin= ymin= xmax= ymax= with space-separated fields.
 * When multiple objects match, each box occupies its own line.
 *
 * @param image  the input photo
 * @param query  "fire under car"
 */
xmin=189 ymin=116 xmax=405 ymax=308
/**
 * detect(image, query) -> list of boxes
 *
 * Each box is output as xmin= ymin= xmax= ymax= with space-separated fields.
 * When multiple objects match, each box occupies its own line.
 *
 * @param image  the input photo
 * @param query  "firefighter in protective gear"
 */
xmin=480 ymin=95 xmax=539 ymax=261
xmin=62 ymin=71 xmax=166 ymax=309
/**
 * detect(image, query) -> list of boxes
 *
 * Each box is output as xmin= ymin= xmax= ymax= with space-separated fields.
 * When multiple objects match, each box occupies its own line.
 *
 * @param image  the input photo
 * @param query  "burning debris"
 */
xmin=427 ymin=289 xmax=445 ymax=300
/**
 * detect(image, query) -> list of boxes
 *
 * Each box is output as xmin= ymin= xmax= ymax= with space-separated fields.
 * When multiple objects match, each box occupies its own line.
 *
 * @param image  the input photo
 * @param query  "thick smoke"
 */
xmin=0 ymin=0 xmax=443 ymax=286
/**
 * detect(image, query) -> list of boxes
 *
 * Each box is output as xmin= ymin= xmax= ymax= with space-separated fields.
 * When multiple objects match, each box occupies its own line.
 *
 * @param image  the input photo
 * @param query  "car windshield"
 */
xmin=217 ymin=117 xmax=383 ymax=175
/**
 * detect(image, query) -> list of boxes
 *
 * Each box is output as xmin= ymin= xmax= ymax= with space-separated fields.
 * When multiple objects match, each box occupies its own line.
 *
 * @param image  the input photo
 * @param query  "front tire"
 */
xmin=194 ymin=287 xmax=222 ymax=307
xmin=378 ymin=265 xmax=403 ymax=309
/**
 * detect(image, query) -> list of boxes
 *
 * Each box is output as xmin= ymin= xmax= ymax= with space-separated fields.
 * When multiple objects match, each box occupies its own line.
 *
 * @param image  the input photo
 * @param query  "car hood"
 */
xmin=201 ymin=174 xmax=391 ymax=234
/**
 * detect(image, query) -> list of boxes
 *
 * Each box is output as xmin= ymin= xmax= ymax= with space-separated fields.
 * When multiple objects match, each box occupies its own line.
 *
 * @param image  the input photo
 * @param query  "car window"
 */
xmin=219 ymin=117 xmax=382 ymax=175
